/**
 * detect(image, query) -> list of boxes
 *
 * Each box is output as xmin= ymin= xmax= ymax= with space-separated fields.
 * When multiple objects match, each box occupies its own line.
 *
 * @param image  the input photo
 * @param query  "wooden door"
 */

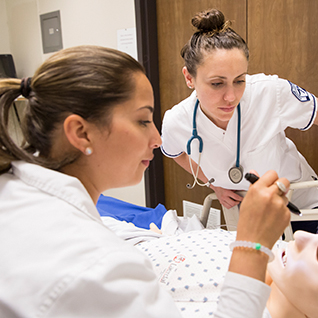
xmin=156 ymin=0 xmax=247 ymax=214
xmin=248 ymin=0 xmax=318 ymax=175
xmin=155 ymin=0 xmax=318 ymax=215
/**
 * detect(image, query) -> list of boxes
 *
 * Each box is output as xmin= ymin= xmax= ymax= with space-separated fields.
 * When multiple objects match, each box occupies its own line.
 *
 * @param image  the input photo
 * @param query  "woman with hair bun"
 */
xmin=161 ymin=8 xmax=318 ymax=233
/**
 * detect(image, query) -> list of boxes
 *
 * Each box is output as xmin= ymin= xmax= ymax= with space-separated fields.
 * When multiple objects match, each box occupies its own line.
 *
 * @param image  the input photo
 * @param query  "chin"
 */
xmin=127 ymin=174 xmax=144 ymax=188
xmin=267 ymin=249 xmax=285 ymax=279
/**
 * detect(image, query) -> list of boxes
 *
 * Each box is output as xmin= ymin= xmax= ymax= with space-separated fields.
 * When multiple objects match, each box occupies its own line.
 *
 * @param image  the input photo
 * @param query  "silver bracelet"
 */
xmin=229 ymin=240 xmax=275 ymax=262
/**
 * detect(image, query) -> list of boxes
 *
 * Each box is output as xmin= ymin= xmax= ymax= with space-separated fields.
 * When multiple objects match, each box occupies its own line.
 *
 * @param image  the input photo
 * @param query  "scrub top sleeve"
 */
xmin=47 ymin=248 xmax=182 ymax=318
xmin=161 ymin=109 xmax=186 ymax=158
xmin=277 ymin=77 xmax=317 ymax=131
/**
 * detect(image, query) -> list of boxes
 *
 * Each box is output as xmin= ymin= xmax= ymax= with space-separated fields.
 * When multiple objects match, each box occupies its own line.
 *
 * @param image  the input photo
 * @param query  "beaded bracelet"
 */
xmin=229 ymin=241 xmax=275 ymax=262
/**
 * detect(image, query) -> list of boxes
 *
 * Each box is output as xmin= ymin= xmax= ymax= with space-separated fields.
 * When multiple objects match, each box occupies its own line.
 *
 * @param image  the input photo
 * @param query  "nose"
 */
xmin=150 ymin=123 xmax=162 ymax=149
xmin=294 ymin=230 xmax=314 ymax=250
xmin=224 ymin=85 xmax=236 ymax=103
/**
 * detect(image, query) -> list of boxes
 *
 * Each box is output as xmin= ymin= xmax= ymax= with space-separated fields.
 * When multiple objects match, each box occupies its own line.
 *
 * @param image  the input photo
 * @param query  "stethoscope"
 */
xmin=186 ymin=99 xmax=243 ymax=189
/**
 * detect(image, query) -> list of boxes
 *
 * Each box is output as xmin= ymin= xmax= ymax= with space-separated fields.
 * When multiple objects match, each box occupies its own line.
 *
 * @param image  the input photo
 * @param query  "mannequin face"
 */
xmin=184 ymin=48 xmax=248 ymax=130
xmin=268 ymin=231 xmax=318 ymax=317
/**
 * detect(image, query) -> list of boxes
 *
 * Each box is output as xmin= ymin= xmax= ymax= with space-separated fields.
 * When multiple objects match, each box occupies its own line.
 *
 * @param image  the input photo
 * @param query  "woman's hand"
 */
xmin=210 ymin=185 xmax=243 ymax=209
xmin=229 ymin=170 xmax=291 ymax=282
xmin=236 ymin=170 xmax=290 ymax=249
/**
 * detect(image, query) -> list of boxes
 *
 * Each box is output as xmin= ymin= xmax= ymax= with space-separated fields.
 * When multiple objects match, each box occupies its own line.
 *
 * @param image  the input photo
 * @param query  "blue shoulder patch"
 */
xmin=288 ymin=81 xmax=310 ymax=102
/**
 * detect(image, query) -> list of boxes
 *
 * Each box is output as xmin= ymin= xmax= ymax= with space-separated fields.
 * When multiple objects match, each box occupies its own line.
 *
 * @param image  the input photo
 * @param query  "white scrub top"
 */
xmin=161 ymin=73 xmax=318 ymax=209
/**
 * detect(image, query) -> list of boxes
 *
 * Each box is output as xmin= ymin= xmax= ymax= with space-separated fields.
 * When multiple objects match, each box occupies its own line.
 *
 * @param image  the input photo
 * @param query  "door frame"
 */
xmin=135 ymin=0 xmax=165 ymax=208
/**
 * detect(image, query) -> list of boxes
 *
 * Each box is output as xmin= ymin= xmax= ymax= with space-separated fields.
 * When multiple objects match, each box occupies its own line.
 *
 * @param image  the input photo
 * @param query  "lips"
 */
xmin=281 ymin=249 xmax=287 ymax=267
xmin=220 ymin=106 xmax=236 ymax=113
xmin=142 ymin=156 xmax=154 ymax=167
xmin=142 ymin=160 xmax=150 ymax=167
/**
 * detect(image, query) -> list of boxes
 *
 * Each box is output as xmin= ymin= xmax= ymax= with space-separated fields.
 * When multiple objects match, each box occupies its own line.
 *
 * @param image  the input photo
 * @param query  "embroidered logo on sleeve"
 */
xmin=288 ymin=81 xmax=310 ymax=102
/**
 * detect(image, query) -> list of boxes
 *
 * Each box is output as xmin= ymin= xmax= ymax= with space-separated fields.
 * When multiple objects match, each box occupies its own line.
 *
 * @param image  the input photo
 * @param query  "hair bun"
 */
xmin=192 ymin=8 xmax=225 ymax=33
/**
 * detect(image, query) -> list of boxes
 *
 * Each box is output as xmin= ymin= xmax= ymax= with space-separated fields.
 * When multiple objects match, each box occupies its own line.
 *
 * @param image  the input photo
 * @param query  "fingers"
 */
xmin=249 ymin=169 xmax=259 ymax=177
xmin=230 ymin=192 xmax=244 ymax=202
xmin=274 ymin=181 xmax=288 ymax=196
xmin=253 ymin=170 xmax=290 ymax=191
xmin=237 ymin=170 xmax=291 ymax=249
xmin=249 ymin=170 xmax=290 ymax=205
xmin=222 ymin=200 xmax=240 ymax=209
xmin=219 ymin=190 xmax=243 ymax=209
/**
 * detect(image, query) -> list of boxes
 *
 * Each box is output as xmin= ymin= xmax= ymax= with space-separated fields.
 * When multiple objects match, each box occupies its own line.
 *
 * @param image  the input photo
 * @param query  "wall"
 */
xmin=1 ymin=0 xmax=147 ymax=206
xmin=0 ymin=0 xmax=10 ymax=52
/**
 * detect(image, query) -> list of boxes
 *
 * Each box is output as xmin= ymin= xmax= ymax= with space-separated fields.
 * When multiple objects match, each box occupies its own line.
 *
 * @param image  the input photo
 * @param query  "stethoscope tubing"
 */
xmin=235 ymin=103 xmax=241 ymax=168
xmin=186 ymin=99 xmax=242 ymax=188
xmin=187 ymin=99 xmax=203 ymax=154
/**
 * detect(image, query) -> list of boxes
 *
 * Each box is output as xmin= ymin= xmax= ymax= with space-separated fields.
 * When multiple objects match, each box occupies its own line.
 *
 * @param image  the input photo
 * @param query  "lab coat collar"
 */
xmin=11 ymin=161 xmax=102 ymax=222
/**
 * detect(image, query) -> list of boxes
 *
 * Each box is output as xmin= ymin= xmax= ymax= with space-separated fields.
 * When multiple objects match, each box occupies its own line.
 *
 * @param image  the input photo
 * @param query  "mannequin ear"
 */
xmin=182 ymin=66 xmax=194 ymax=89
xmin=63 ymin=114 xmax=91 ymax=154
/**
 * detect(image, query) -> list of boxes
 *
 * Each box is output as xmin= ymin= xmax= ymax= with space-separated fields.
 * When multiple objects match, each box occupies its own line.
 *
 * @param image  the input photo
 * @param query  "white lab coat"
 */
xmin=161 ymin=73 xmax=318 ymax=209
xmin=0 ymin=161 xmax=270 ymax=318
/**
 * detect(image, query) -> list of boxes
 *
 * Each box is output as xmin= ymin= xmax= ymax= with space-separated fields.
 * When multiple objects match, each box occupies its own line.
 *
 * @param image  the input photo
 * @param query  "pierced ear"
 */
xmin=182 ymin=66 xmax=194 ymax=89
xmin=63 ymin=114 xmax=90 ymax=154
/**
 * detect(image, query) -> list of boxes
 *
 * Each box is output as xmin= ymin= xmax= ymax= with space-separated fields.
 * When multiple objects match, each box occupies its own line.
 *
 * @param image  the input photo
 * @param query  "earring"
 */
xmin=188 ymin=85 xmax=193 ymax=89
xmin=84 ymin=147 xmax=93 ymax=155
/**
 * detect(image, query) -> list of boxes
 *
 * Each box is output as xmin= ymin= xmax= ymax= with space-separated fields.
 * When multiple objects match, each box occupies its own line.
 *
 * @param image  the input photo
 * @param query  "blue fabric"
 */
xmin=96 ymin=194 xmax=167 ymax=229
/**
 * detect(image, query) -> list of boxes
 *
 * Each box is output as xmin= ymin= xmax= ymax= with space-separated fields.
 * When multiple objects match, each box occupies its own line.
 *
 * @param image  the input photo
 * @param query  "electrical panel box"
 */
xmin=40 ymin=10 xmax=63 ymax=54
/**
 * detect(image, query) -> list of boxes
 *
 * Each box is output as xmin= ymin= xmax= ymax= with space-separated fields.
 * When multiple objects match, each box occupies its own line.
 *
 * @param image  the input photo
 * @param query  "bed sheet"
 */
xmin=136 ymin=228 xmax=236 ymax=317
xmin=136 ymin=229 xmax=288 ymax=318
xmin=101 ymin=207 xmax=204 ymax=245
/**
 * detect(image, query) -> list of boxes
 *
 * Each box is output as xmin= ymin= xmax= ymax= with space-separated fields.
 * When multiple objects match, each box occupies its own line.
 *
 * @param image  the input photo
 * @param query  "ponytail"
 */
xmin=0 ymin=45 xmax=146 ymax=174
xmin=0 ymin=78 xmax=34 ymax=173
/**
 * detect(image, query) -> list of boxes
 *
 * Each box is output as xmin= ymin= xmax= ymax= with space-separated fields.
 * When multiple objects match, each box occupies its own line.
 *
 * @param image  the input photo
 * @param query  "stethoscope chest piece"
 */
xmin=228 ymin=165 xmax=244 ymax=184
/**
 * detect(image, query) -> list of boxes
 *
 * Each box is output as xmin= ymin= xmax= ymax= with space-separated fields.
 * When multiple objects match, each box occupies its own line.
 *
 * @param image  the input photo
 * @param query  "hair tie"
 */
xmin=20 ymin=77 xmax=32 ymax=98
xmin=204 ymin=20 xmax=232 ymax=37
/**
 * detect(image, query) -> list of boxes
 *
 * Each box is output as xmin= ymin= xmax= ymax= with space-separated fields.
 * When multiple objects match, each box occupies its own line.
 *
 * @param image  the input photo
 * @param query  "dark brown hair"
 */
xmin=181 ymin=8 xmax=249 ymax=76
xmin=0 ymin=45 xmax=145 ymax=174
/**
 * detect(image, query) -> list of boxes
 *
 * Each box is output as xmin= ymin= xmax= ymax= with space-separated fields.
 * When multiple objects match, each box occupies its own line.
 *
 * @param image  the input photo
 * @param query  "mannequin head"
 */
xmin=267 ymin=231 xmax=318 ymax=317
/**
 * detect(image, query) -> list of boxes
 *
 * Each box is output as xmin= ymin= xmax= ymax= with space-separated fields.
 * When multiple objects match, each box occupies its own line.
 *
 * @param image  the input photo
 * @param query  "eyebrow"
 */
xmin=209 ymin=72 xmax=247 ymax=80
xmin=138 ymin=106 xmax=154 ymax=113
